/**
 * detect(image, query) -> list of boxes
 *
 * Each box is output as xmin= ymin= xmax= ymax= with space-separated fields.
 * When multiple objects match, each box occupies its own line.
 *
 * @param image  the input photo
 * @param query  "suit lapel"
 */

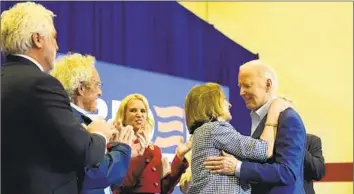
xmin=71 ymin=107 xmax=92 ymax=125
xmin=251 ymin=114 xmax=268 ymax=139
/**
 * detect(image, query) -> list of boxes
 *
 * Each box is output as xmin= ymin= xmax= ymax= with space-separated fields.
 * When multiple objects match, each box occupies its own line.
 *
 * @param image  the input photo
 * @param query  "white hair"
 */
xmin=240 ymin=59 xmax=279 ymax=91
xmin=1 ymin=2 xmax=55 ymax=56
xmin=50 ymin=53 xmax=96 ymax=100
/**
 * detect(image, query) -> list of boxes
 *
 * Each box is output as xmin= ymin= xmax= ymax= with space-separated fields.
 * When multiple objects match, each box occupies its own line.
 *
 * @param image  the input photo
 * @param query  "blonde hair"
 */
xmin=1 ymin=2 xmax=55 ymax=56
xmin=240 ymin=59 xmax=279 ymax=91
xmin=115 ymin=94 xmax=155 ymax=135
xmin=184 ymin=82 xmax=227 ymax=134
xmin=50 ymin=53 xmax=96 ymax=100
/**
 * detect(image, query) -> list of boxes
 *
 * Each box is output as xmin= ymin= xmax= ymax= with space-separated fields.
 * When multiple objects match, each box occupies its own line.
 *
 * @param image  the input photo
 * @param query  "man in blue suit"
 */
xmin=51 ymin=53 xmax=135 ymax=194
xmin=205 ymin=60 xmax=306 ymax=194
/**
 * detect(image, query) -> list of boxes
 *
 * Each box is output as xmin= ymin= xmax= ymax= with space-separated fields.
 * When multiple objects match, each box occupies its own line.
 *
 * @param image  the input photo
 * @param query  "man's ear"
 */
xmin=266 ymin=79 xmax=272 ymax=92
xmin=77 ymin=85 xmax=85 ymax=96
xmin=31 ymin=33 xmax=44 ymax=49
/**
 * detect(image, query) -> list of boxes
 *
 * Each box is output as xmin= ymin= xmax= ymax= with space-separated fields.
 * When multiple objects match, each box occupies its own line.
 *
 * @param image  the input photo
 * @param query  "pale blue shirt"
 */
xmin=235 ymin=97 xmax=276 ymax=177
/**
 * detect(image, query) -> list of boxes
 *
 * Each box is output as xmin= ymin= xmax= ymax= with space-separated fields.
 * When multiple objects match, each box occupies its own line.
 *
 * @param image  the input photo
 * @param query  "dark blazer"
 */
xmin=304 ymin=134 xmax=325 ymax=194
xmin=71 ymin=108 xmax=132 ymax=194
xmin=1 ymin=55 xmax=106 ymax=194
xmin=240 ymin=108 xmax=307 ymax=194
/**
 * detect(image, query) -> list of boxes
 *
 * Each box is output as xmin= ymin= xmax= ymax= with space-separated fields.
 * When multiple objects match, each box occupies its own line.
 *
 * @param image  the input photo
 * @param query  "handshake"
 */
xmin=84 ymin=118 xmax=135 ymax=147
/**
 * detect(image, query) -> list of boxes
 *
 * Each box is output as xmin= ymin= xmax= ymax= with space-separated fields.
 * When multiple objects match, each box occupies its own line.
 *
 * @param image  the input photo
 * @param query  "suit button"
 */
xmin=153 ymin=182 xmax=159 ymax=187
xmin=146 ymin=158 xmax=150 ymax=163
xmin=152 ymin=166 xmax=157 ymax=171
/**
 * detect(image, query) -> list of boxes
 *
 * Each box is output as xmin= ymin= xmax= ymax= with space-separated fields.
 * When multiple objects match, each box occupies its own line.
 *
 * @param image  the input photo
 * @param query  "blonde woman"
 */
xmin=184 ymin=83 xmax=289 ymax=194
xmin=113 ymin=94 xmax=192 ymax=194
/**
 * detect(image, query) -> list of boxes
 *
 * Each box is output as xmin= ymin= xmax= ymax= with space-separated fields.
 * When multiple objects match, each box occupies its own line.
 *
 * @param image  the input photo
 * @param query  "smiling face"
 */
xmin=124 ymin=99 xmax=148 ymax=131
xmin=219 ymin=95 xmax=232 ymax=121
xmin=81 ymin=69 xmax=102 ymax=112
xmin=238 ymin=67 xmax=271 ymax=111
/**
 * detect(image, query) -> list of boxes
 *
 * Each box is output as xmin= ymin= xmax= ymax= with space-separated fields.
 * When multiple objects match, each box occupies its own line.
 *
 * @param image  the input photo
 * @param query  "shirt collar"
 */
xmin=250 ymin=95 xmax=277 ymax=120
xmin=13 ymin=54 xmax=44 ymax=72
xmin=70 ymin=103 xmax=90 ymax=115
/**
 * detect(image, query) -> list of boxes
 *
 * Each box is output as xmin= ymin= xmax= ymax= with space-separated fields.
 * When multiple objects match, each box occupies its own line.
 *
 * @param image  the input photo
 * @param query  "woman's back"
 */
xmin=188 ymin=121 xmax=252 ymax=194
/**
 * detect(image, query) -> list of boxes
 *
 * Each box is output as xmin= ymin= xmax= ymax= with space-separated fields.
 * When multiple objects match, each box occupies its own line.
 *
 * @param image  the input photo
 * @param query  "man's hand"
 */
xmin=87 ymin=118 xmax=115 ymax=141
xmin=112 ymin=125 xmax=135 ymax=147
xmin=204 ymin=151 xmax=239 ymax=175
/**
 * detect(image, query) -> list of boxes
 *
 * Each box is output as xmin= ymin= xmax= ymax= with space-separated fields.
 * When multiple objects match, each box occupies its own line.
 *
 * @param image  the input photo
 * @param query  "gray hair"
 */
xmin=1 ymin=2 xmax=55 ymax=55
xmin=240 ymin=59 xmax=279 ymax=91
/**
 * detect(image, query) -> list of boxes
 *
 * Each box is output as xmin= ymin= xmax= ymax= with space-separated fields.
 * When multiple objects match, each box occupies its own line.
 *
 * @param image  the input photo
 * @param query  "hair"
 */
xmin=1 ymin=2 xmax=55 ymax=56
xmin=240 ymin=59 xmax=279 ymax=91
xmin=50 ymin=53 xmax=96 ymax=100
xmin=114 ymin=94 xmax=155 ymax=136
xmin=184 ymin=82 xmax=227 ymax=134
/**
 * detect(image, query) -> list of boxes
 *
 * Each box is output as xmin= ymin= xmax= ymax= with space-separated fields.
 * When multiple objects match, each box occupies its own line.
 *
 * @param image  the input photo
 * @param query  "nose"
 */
xmin=97 ymin=87 xmax=102 ymax=97
xmin=136 ymin=111 xmax=142 ymax=117
xmin=240 ymin=87 xmax=246 ymax=96
xmin=55 ymin=41 xmax=59 ymax=51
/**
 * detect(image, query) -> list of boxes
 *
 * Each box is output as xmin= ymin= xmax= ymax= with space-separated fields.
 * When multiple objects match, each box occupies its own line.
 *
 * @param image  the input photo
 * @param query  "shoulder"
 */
xmin=30 ymin=73 xmax=68 ymax=97
xmin=307 ymin=133 xmax=321 ymax=144
xmin=200 ymin=121 xmax=232 ymax=129
xmin=146 ymin=144 xmax=162 ymax=156
xmin=33 ymin=73 xmax=64 ymax=88
xmin=279 ymin=107 xmax=304 ymax=124
xmin=210 ymin=121 xmax=234 ymax=132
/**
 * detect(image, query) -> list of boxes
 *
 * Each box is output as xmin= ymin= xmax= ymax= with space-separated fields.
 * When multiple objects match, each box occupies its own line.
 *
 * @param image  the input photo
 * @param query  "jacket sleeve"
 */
xmin=239 ymin=109 xmax=306 ymax=186
xmin=304 ymin=135 xmax=325 ymax=181
xmin=161 ymin=155 xmax=189 ymax=194
xmin=212 ymin=122 xmax=268 ymax=162
xmin=82 ymin=143 xmax=132 ymax=189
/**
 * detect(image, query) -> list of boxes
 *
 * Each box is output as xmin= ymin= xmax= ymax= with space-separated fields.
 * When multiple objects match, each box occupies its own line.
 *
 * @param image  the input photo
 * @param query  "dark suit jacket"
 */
xmin=71 ymin=108 xmax=132 ymax=194
xmin=304 ymin=134 xmax=325 ymax=194
xmin=240 ymin=108 xmax=307 ymax=194
xmin=1 ymin=55 xmax=106 ymax=194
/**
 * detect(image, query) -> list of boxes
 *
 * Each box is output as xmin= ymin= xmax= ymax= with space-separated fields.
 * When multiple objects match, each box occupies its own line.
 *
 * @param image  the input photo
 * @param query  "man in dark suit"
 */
xmin=51 ymin=53 xmax=136 ymax=194
xmin=204 ymin=60 xmax=306 ymax=194
xmin=1 ymin=2 xmax=113 ymax=194
xmin=304 ymin=133 xmax=325 ymax=194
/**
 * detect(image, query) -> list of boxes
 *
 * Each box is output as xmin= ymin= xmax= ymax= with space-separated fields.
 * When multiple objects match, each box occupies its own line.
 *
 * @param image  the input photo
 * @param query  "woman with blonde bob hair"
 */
xmin=113 ymin=93 xmax=192 ymax=194
xmin=184 ymin=83 xmax=289 ymax=194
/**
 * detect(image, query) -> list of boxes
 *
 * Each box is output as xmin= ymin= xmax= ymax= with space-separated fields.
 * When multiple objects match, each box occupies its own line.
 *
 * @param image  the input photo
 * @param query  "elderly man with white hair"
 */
xmin=1 ymin=2 xmax=114 ymax=194
xmin=51 ymin=53 xmax=138 ymax=194
xmin=205 ymin=60 xmax=307 ymax=194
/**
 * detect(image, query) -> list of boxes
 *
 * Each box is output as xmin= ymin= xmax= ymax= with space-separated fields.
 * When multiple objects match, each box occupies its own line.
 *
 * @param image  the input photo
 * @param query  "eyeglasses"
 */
xmin=91 ymin=80 xmax=103 ymax=87
xmin=81 ymin=80 xmax=103 ymax=89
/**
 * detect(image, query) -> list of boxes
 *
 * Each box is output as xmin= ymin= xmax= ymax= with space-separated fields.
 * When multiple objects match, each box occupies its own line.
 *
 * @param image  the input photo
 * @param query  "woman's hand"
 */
xmin=176 ymin=137 xmax=192 ymax=160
